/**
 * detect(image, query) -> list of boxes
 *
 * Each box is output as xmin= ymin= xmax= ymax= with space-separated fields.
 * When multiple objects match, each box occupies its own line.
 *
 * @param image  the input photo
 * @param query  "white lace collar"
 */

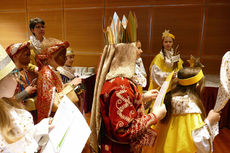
xmin=29 ymin=35 xmax=46 ymax=54
xmin=171 ymin=95 xmax=202 ymax=115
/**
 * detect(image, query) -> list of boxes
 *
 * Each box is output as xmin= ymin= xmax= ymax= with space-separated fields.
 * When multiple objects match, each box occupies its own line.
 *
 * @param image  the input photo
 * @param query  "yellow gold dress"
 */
xmin=143 ymin=95 xmax=219 ymax=153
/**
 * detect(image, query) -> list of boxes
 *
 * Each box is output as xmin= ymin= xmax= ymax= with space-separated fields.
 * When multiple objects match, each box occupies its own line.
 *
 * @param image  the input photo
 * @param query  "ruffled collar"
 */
xmin=29 ymin=35 xmax=46 ymax=54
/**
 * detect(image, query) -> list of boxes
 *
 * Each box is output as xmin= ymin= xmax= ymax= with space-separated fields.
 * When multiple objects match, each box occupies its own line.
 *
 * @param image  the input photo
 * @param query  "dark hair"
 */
xmin=162 ymin=67 xmax=206 ymax=123
xmin=29 ymin=17 xmax=45 ymax=31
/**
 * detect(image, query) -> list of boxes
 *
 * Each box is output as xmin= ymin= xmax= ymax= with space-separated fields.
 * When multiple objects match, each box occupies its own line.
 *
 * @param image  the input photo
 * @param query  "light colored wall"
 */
xmin=0 ymin=0 xmax=230 ymax=74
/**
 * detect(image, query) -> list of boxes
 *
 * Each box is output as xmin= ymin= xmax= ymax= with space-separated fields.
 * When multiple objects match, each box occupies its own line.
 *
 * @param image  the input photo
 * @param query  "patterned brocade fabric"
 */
xmin=0 ymin=108 xmax=37 ymax=153
xmin=100 ymin=77 xmax=157 ymax=153
xmin=171 ymin=95 xmax=202 ymax=115
xmin=36 ymin=65 xmax=63 ymax=122
xmin=215 ymin=51 xmax=230 ymax=111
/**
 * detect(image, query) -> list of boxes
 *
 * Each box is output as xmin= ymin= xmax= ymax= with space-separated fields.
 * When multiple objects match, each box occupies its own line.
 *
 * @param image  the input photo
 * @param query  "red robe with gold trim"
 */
xmin=37 ymin=65 xmax=63 ymax=122
xmin=100 ymin=77 xmax=158 ymax=153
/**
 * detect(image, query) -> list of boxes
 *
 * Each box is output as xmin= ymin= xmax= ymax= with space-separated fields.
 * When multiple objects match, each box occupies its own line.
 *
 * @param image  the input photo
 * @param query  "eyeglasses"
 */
xmin=35 ymin=25 xmax=45 ymax=29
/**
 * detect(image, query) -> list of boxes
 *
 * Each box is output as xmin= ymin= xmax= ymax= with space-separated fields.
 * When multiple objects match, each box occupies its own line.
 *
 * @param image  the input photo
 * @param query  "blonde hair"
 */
xmin=0 ymin=98 xmax=24 ymax=144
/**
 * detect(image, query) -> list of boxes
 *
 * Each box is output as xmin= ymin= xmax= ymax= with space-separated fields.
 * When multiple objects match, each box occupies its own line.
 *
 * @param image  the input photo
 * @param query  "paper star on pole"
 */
xmin=187 ymin=55 xmax=204 ymax=68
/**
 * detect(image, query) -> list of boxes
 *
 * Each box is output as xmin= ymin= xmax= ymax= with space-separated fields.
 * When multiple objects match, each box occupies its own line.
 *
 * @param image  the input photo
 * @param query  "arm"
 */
xmin=151 ymin=64 xmax=170 ymax=87
xmin=192 ymin=119 xmax=219 ymax=153
xmin=108 ymin=86 xmax=158 ymax=143
xmin=36 ymin=70 xmax=56 ymax=122
xmin=15 ymin=90 xmax=29 ymax=100
xmin=192 ymin=110 xmax=220 ymax=153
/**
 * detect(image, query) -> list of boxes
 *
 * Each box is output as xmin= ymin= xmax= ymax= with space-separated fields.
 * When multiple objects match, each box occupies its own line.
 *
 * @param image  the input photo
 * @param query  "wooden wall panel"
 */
xmin=206 ymin=0 xmax=230 ymax=4
xmin=201 ymin=58 xmax=222 ymax=74
xmin=151 ymin=0 xmax=203 ymax=5
xmin=27 ymin=0 xmax=62 ymax=10
xmin=150 ymin=6 xmax=203 ymax=57
xmin=201 ymin=5 xmax=230 ymax=74
xmin=28 ymin=10 xmax=64 ymax=40
xmin=0 ymin=0 xmax=26 ymax=11
xmin=64 ymin=0 xmax=104 ymax=8
xmin=0 ymin=12 xmax=27 ymax=48
xmin=0 ymin=0 xmax=229 ymax=75
xmin=202 ymin=5 xmax=230 ymax=56
xmin=105 ymin=0 xmax=151 ymax=7
xmin=64 ymin=8 xmax=104 ymax=52
xmin=73 ymin=54 xmax=101 ymax=68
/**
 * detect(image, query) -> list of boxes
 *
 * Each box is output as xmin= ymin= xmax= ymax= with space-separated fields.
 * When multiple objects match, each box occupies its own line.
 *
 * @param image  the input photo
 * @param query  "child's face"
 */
xmin=31 ymin=23 xmax=45 ymax=38
xmin=65 ymin=55 xmax=75 ymax=67
xmin=53 ymin=48 xmax=67 ymax=66
xmin=163 ymin=37 xmax=173 ymax=51
xmin=16 ymin=47 xmax=31 ymax=66
xmin=136 ymin=41 xmax=143 ymax=59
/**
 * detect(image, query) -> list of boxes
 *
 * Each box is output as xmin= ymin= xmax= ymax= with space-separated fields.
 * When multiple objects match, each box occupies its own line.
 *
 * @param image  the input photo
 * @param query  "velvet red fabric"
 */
xmin=100 ymin=77 xmax=158 ymax=153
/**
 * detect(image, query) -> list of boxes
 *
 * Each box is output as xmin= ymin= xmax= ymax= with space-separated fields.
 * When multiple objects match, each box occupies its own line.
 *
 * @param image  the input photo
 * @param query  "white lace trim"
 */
xmin=0 ymin=108 xmax=38 ymax=152
xmin=160 ymin=49 xmax=180 ymax=68
xmin=171 ymin=95 xmax=202 ymax=114
xmin=29 ymin=35 xmax=46 ymax=54
xmin=132 ymin=58 xmax=147 ymax=87
xmin=57 ymin=66 xmax=75 ymax=80
xmin=151 ymin=64 xmax=170 ymax=87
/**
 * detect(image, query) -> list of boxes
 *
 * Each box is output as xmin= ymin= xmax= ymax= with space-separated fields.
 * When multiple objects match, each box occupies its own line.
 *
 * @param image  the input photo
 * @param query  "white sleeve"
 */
xmin=192 ymin=119 xmax=219 ymax=153
xmin=150 ymin=64 xmax=170 ymax=87
xmin=33 ymin=118 xmax=50 ymax=147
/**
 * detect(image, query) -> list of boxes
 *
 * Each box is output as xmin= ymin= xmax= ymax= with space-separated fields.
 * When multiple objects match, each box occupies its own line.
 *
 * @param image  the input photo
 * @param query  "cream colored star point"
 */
xmin=187 ymin=55 xmax=195 ymax=67
xmin=162 ymin=30 xmax=170 ymax=38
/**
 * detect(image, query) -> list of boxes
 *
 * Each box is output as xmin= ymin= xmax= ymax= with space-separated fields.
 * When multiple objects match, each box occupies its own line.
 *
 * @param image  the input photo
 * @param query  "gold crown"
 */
xmin=162 ymin=29 xmax=175 ymax=39
xmin=104 ymin=11 xmax=138 ymax=45
xmin=187 ymin=55 xmax=204 ymax=68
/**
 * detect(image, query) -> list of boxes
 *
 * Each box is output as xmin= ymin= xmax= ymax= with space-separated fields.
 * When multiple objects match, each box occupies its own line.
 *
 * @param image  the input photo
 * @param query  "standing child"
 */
xmin=152 ymin=67 xmax=220 ymax=153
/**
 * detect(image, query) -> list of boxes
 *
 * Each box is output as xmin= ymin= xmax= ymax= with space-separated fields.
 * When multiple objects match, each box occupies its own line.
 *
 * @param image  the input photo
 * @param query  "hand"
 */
xmin=152 ymin=104 xmax=167 ymax=121
xmin=142 ymin=89 xmax=159 ymax=103
xmin=207 ymin=109 xmax=221 ymax=126
xmin=30 ymin=78 xmax=37 ymax=86
xmin=48 ymin=118 xmax=55 ymax=132
xmin=173 ymin=72 xmax=177 ymax=78
xmin=70 ymin=77 xmax=82 ymax=87
xmin=25 ymin=85 xmax=37 ymax=95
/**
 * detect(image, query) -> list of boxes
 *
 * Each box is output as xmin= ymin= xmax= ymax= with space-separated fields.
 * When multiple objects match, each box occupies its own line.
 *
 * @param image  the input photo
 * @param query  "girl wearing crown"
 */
xmin=151 ymin=66 xmax=220 ymax=153
xmin=147 ymin=30 xmax=183 ymax=112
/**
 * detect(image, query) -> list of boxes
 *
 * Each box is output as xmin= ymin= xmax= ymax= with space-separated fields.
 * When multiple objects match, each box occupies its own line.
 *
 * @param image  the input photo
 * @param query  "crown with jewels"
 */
xmin=104 ymin=11 xmax=138 ymax=45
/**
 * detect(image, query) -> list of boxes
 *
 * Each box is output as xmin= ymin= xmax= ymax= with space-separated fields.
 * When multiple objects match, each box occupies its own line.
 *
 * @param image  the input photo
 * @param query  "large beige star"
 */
xmin=187 ymin=55 xmax=204 ymax=68
xmin=162 ymin=30 xmax=170 ymax=38
xmin=187 ymin=55 xmax=195 ymax=67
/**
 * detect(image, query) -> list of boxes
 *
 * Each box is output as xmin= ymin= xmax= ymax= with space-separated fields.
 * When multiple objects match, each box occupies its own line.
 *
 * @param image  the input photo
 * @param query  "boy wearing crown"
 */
xmin=57 ymin=47 xmax=76 ymax=84
xmin=6 ymin=42 xmax=37 ymax=105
